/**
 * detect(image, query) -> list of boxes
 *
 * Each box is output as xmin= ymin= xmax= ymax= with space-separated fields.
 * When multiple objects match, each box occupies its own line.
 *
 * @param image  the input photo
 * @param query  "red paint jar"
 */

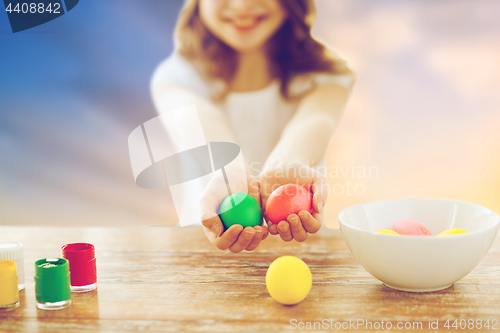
xmin=61 ymin=243 xmax=97 ymax=293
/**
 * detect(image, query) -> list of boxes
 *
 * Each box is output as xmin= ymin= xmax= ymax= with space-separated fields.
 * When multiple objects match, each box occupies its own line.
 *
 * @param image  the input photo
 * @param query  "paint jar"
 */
xmin=0 ymin=260 xmax=20 ymax=310
xmin=35 ymin=258 xmax=71 ymax=310
xmin=0 ymin=241 xmax=25 ymax=290
xmin=62 ymin=243 xmax=97 ymax=292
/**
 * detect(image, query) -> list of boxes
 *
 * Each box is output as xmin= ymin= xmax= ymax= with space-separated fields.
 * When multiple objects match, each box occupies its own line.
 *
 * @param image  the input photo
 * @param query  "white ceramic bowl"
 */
xmin=338 ymin=199 xmax=499 ymax=292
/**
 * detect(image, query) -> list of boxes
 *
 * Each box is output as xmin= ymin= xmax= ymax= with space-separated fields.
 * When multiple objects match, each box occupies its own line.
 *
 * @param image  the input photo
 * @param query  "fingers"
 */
xmin=287 ymin=214 xmax=308 ymax=242
xmin=298 ymin=211 xmax=322 ymax=234
xmin=311 ymin=176 xmax=328 ymax=214
xmin=213 ymin=224 xmax=243 ymax=250
xmin=201 ymin=212 xmax=224 ymax=237
xmin=268 ymin=212 xmax=317 ymax=241
xmin=199 ymin=179 xmax=227 ymax=242
xmin=260 ymin=222 xmax=269 ymax=240
xmin=244 ymin=226 xmax=264 ymax=251
xmin=311 ymin=195 xmax=323 ymax=214
xmin=268 ymin=222 xmax=279 ymax=235
xmin=204 ymin=222 xmax=268 ymax=252
xmin=229 ymin=227 xmax=256 ymax=253
xmin=277 ymin=221 xmax=293 ymax=242
xmin=268 ymin=210 xmax=320 ymax=240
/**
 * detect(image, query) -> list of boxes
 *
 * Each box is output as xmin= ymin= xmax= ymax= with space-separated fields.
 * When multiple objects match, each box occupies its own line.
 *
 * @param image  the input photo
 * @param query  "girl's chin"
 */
xmin=230 ymin=45 xmax=263 ymax=53
xmin=225 ymin=38 xmax=266 ymax=53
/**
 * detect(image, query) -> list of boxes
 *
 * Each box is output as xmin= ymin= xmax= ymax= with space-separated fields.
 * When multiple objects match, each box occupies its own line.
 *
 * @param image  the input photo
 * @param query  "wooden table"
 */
xmin=0 ymin=226 xmax=499 ymax=332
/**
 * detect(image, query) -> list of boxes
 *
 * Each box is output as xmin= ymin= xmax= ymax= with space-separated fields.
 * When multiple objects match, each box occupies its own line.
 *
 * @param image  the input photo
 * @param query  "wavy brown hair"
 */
xmin=175 ymin=0 xmax=353 ymax=100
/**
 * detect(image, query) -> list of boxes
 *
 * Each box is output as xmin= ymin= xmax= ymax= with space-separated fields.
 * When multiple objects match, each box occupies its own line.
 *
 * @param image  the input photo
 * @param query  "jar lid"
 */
xmin=0 ymin=241 xmax=24 ymax=261
xmin=35 ymin=258 xmax=70 ymax=278
xmin=62 ymin=243 xmax=95 ymax=261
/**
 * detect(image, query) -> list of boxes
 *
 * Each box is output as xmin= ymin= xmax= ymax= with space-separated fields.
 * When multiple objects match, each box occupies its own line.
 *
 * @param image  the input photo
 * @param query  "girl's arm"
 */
xmin=151 ymin=84 xmax=268 ymax=252
xmin=260 ymin=83 xmax=351 ymax=241
xmin=263 ymin=83 xmax=350 ymax=168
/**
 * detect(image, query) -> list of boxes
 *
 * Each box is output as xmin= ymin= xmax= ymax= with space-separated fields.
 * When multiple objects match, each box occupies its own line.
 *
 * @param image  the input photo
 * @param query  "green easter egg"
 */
xmin=219 ymin=193 xmax=263 ymax=230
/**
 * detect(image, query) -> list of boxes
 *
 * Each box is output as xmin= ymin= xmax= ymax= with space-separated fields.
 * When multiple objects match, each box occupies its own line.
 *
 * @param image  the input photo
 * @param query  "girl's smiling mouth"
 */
xmin=224 ymin=14 xmax=267 ymax=32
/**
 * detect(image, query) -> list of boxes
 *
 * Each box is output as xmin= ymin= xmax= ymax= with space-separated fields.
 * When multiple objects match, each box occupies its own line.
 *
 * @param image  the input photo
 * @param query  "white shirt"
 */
xmin=151 ymin=52 xmax=354 ymax=175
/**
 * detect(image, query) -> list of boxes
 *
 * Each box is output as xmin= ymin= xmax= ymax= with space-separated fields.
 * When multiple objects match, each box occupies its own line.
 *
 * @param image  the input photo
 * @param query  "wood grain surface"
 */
xmin=0 ymin=227 xmax=499 ymax=333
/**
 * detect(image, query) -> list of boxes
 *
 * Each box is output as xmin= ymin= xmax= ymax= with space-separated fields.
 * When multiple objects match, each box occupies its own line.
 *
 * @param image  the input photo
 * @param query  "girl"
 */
xmin=151 ymin=0 xmax=355 ymax=252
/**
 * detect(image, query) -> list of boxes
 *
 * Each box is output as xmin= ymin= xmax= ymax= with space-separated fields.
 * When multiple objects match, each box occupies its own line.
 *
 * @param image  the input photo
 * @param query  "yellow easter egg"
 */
xmin=376 ymin=229 xmax=399 ymax=235
xmin=266 ymin=256 xmax=311 ymax=305
xmin=438 ymin=228 xmax=469 ymax=236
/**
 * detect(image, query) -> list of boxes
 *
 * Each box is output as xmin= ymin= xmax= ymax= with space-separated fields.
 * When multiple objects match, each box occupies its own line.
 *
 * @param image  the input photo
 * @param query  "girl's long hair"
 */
xmin=175 ymin=0 xmax=353 ymax=100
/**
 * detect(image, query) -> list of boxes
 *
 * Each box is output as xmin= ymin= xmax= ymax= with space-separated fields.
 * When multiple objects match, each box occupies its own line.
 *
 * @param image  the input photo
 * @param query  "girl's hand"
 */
xmin=260 ymin=161 xmax=327 ymax=242
xmin=200 ymin=169 xmax=268 ymax=252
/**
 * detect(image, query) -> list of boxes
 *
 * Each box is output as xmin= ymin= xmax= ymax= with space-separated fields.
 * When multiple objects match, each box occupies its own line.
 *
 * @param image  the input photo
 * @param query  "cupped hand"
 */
xmin=200 ymin=168 xmax=268 ymax=252
xmin=260 ymin=161 xmax=327 ymax=242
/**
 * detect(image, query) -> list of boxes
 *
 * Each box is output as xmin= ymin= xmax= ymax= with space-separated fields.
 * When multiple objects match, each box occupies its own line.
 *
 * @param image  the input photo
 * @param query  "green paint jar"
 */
xmin=35 ymin=258 xmax=71 ymax=310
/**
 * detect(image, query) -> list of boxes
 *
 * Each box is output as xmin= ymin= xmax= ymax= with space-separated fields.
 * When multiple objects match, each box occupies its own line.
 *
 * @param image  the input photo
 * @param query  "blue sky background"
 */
xmin=0 ymin=1 xmax=184 ymax=226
